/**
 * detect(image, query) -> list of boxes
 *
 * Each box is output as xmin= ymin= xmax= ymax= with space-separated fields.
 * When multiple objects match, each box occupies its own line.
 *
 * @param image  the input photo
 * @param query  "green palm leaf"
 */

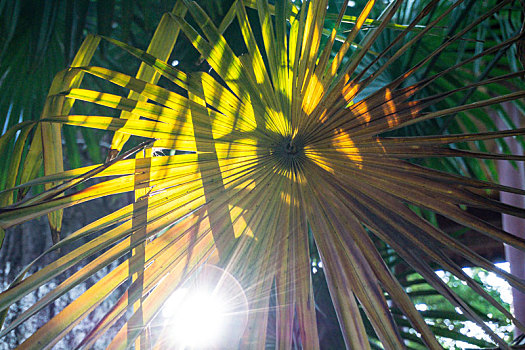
xmin=1 ymin=0 xmax=524 ymax=348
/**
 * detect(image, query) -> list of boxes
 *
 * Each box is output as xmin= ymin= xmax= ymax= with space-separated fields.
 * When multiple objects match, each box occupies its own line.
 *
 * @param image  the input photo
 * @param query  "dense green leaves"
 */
xmin=1 ymin=0 xmax=525 ymax=348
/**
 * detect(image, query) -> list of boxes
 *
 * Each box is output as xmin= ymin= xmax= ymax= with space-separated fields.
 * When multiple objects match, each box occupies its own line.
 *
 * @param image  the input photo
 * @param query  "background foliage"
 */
xmin=0 ymin=0 xmax=525 ymax=349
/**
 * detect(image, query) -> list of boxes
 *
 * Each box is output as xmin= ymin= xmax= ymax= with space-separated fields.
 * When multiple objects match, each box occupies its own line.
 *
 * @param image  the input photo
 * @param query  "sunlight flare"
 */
xmin=161 ymin=265 xmax=248 ymax=349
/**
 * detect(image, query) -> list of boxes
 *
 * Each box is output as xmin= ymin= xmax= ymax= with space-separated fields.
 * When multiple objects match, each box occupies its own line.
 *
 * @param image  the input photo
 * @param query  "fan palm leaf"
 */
xmin=1 ymin=0 xmax=525 ymax=348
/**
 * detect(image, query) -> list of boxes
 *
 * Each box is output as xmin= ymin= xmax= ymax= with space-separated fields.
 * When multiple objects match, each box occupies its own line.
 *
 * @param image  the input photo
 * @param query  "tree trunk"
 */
xmin=496 ymin=103 xmax=525 ymax=337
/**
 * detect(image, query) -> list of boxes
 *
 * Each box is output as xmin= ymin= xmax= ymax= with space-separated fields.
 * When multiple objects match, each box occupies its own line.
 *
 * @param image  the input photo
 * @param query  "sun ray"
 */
xmin=1 ymin=0 xmax=524 ymax=348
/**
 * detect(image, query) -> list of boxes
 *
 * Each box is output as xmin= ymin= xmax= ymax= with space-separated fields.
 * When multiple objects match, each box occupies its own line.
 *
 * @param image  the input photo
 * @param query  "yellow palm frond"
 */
xmin=1 ymin=0 xmax=525 ymax=348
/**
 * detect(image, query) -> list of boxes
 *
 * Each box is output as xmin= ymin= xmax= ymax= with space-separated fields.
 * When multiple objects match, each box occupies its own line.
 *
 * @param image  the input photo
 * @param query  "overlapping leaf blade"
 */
xmin=0 ymin=1 xmax=524 ymax=349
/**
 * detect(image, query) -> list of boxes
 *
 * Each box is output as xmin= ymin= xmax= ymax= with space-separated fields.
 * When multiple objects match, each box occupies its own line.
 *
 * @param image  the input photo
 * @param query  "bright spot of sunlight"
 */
xmin=163 ymin=288 xmax=226 ymax=348
xmin=161 ymin=265 xmax=249 ymax=349
xmin=464 ymin=262 xmax=513 ymax=305
xmin=416 ymin=303 xmax=428 ymax=312
xmin=436 ymin=262 xmax=513 ymax=310
xmin=435 ymin=262 xmax=514 ymax=348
